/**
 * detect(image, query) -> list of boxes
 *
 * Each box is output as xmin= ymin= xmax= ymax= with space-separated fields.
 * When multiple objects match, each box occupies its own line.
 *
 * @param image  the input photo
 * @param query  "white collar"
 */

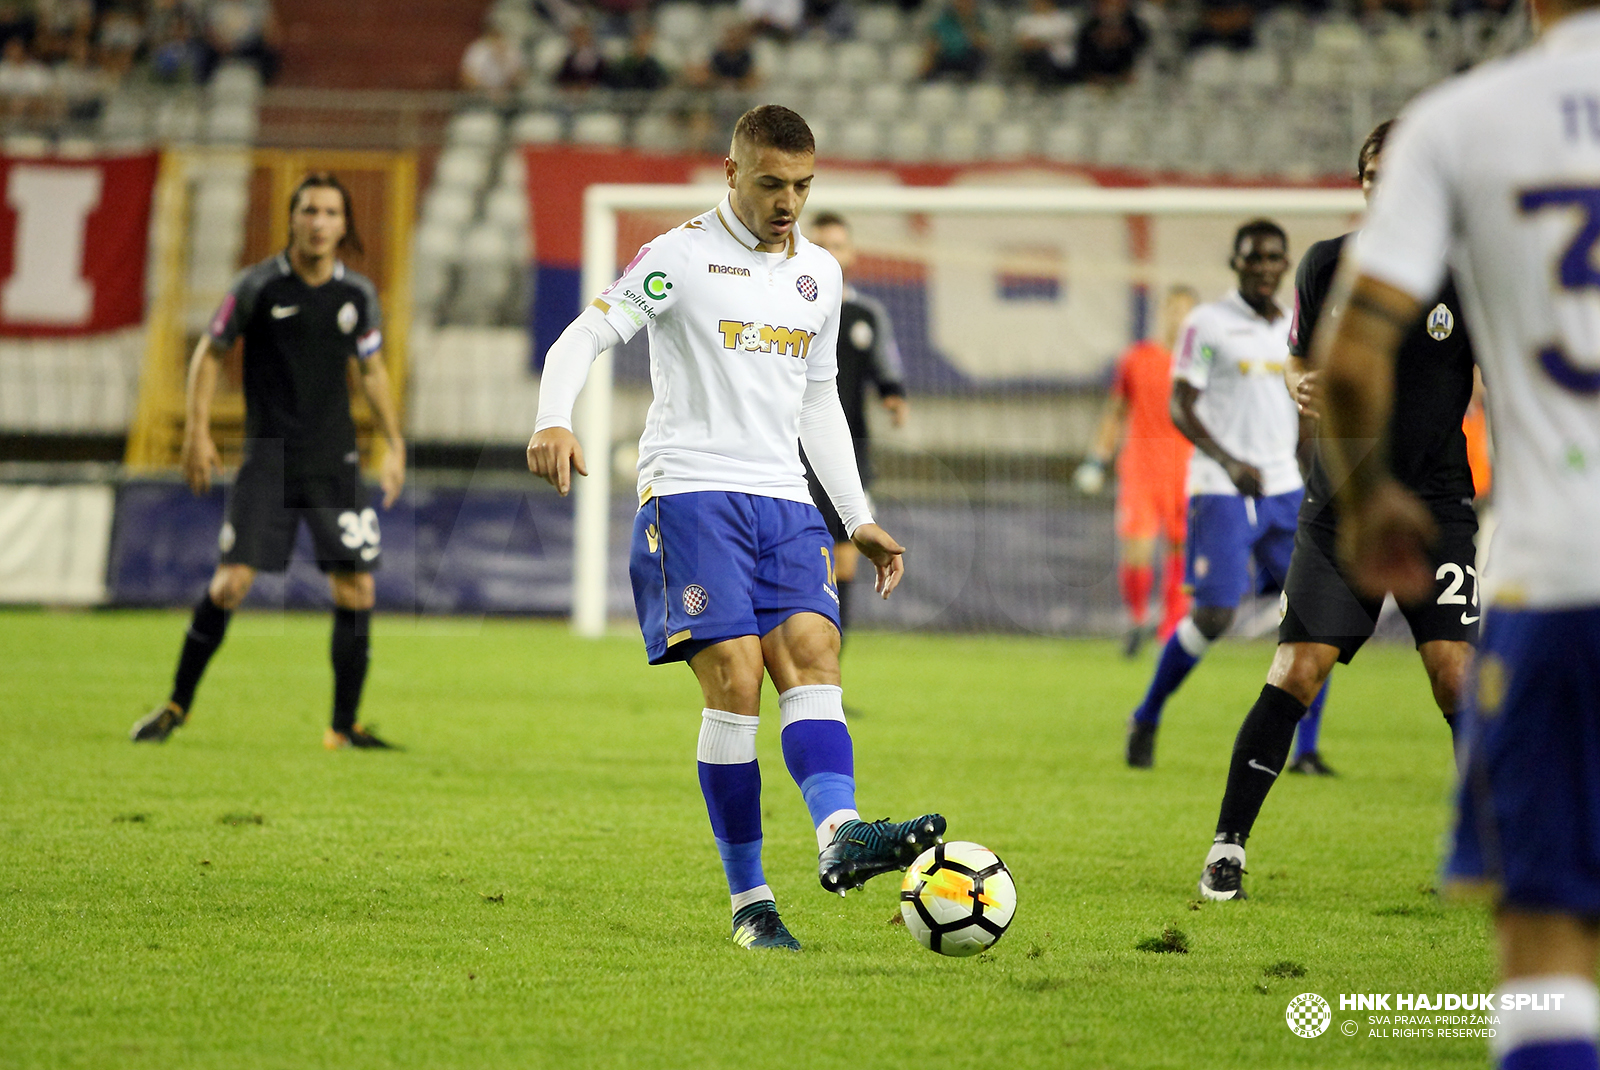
xmin=1225 ymin=287 xmax=1284 ymax=323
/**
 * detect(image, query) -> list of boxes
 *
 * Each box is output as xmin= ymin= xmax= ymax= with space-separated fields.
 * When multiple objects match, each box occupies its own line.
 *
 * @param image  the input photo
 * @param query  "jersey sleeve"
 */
xmin=1171 ymin=309 xmax=1216 ymax=391
xmin=805 ymin=260 xmax=844 ymax=383
xmin=1351 ymin=94 xmax=1456 ymax=302
xmin=1110 ymin=347 xmax=1133 ymax=400
xmin=593 ymin=232 xmax=685 ymax=343
xmin=1287 ymin=248 xmax=1323 ymax=360
xmin=206 ymin=268 xmax=259 ymax=349
xmin=352 ymin=274 xmax=384 ymax=360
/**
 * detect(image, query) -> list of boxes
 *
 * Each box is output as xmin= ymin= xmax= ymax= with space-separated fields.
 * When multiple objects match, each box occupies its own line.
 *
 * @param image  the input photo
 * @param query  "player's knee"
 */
xmin=330 ymin=572 xmax=375 ymax=610
xmin=1268 ymin=644 xmax=1335 ymax=707
xmin=1420 ymin=641 xmax=1471 ymax=716
xmin=1191 ymin=606 xmax=1234 ymax=642
xmin=209 ymin=566 xmax=254 ymax=609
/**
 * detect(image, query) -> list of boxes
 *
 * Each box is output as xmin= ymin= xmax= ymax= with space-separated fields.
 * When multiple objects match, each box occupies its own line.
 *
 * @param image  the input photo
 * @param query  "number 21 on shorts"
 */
xmin=1437 ymin=562 xmax=1480 ymax=625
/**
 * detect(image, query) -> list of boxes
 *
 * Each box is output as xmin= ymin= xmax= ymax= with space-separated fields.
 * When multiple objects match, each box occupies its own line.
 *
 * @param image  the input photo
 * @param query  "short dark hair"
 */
xmin=288 ymin=171 xmax=363 ymax=255
xmin=811 ymin=210 xmax=848 ymax=230
xmin=732 ymin=104 xmax=815 ymax=156
xmin=1358 ymin=119 xmax=1395 ymax=183
xmin=1232 ymin=218 xmax=1287 ymax=257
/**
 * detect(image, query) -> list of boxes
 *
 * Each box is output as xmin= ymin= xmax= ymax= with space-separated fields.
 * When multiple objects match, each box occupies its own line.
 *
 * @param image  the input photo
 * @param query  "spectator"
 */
xmin=1187 ymin=0 xmax=1258 ymax=51
xmin=921 ymin=0 xmax=991 ymax=82
xmin=739 ymin=0 xmax=803 ymax=37
xmin=602 ymin=27 xmax=670 ymax=91
xmin=554 ymin=22 xmax=607 ymax=89
xmin=0 ymin=37 xmax=52 ymax=120
xmin=1075 ymin=0 xmax=1148 ymax=83
xmin=686 ymin=21 xmax=758 ymax=90
xmin=461 ymin=24 xmax=524 ymax=101
xmin=0 ymin=2 xmax=36 ymax=54
xmin=33 ymin=0 xmax=93 ymax=62
xmin=1015 ymin=0 xmax=1078 ymax=87
xmin=97 ymin=4 xmax=145 ymax=79
xmin=198 ymin=0 xmax=280 ymax=83
xmin=54 ymin=34 xmax=109 ymax=121
xmin=150 ymin=11 xmax=204 ymax=84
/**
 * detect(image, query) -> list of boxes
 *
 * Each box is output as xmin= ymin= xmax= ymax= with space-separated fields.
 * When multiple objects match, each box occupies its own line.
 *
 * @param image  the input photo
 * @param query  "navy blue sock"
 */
xmin=1133 ymin=618 xmax=1210 ymax=728
xmin=169 ymin=593 xmax=231 ymax=713
xmin=331 ymin=608 xmax=370 ymax=734
xmin=1217 ymin=684 xmax=1306 ymax=837
xmin=696 ymin=709 xmax=769 ymax=905
xmin=1293 ymin=678 xmax=1330 ymax=759
xmin=1502 ymin=1040 xmax=1600 ymax=1070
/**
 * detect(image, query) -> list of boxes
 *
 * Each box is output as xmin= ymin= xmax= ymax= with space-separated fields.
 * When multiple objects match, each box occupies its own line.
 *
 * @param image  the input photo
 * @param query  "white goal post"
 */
xmin=571 ymin=182 xmax=1367 ymax=637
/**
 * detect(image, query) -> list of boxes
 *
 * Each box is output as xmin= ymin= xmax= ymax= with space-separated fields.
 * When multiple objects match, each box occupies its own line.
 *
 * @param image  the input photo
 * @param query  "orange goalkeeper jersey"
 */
xmin=1112 ymin=339 xmax=1191 ymax=487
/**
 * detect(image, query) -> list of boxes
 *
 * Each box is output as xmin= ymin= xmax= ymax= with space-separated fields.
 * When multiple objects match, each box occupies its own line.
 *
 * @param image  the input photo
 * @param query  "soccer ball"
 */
xmin=899 ymin=841 xmax=1016 ymax=957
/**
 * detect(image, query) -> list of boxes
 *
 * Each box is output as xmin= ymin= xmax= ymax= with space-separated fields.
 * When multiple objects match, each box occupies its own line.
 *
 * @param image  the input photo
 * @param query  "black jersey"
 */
xmin=1290 ymin=234 xmax=1475 ymax=511
xmin=208 ymin=254 xmax=383 ymax=475
xmin=835 ymin=285 xmax=906 ymax=446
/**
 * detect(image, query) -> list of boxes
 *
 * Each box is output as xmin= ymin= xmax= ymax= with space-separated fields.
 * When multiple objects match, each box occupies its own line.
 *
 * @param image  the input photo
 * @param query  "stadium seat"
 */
xmin=889 ymin=120 xmax=932 ymax=162
xmin=886 ymin=42 xmax=924 ymax=83
xmin=531 ymin=35 xmax=570 ymax=78
xmin=435 ymin=146 xmax=492 ymax=191
xmin=786 ymin=40 xmax=831 ymax=83
xmin=1043 ymin=119 xmax=1090 ymax=162
xmin=936 ymin=121 xmax=983 ymax=162
xmin=833 ymin=41 xmax=883 ymax=85
xmin=99 ymin=95 xmax=148 ymax=141
xmin=205 ymin=102 xmax=258 ymax=144
xmin=1186 ymin=46 xmax=1236 ymax=93
xmin=454 ymin=224 xmax=517 ymax=325
xmin=210 ymin=62 xmax=262 ymax=105
xmin=856 ymin=5 xmax=903 ymax=44
xmin=414 ymin=222 xmax=463 ymax=313
xmin=814 ymin=84 xmax=856 ymax=122
xmin=153 ymin=97 xmax=202 ymax=143
xmin=571 ymin=111 xmax=626 ymax=147
xmin=632 ymin=112 xmax=685 ymax=152
xmin=862 ymin=83 xmax=907 ymax=119
xmin=834 ymin=118 xmax=883 ymax=160
xmin=989 ymin=120 xmax=1036 ymax=160
xmin=496 ymin=148 xmax=527 ymax=189
xmin=1094 ymin=121 xmax=1137 ymax=167
xmin=912 ymin=83 xmax=959 ymax=121
xmin=655 ymin=2 xmax=707 ymax=45
xmin=1236 ymin=49 xmax=1282 ymax=91
xmin=511 ymin=110 xmax=563 ymax=145
xmin=1310 ymin=17 xmax=1367 ymax=61
xmin=447 ymin=110 xmax=504 ymax=150
xmin=422 ymin=187 xmax=476 ymax=230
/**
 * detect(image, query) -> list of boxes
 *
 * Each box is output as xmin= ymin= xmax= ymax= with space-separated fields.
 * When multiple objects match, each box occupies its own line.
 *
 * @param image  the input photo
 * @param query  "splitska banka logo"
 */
xmin=718 ymin=320 xmax=815 ymax=359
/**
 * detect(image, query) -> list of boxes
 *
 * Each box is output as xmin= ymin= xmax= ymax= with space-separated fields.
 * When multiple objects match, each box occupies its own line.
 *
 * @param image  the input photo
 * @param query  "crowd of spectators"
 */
xmin=0 ymin=0 xmax=277 ymax=128
xmin=462 ymin=0 xmax=1524 ymax=105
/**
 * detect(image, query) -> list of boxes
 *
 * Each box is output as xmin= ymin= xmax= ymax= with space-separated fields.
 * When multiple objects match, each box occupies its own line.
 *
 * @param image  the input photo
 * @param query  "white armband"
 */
xmin=798 ymin=377 xmax=874 ymax=537
xmin=534 ymin=305 xmax=623 ymax=433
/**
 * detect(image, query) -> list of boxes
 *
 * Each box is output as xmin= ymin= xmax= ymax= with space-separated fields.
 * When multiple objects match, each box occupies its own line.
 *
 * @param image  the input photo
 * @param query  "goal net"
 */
xmin=573 ymin=183 xmax=1364 ymax=638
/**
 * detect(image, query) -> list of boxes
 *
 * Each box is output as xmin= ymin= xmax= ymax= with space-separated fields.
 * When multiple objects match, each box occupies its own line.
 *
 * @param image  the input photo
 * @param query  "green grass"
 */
xmin=0 ymin=609 xmax=1494 ymax=1069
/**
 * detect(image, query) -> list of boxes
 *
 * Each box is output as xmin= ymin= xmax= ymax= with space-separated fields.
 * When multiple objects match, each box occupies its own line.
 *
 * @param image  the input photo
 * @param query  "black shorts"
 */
xmin=219 ymin=457 xmax=381 ymax=574
xmin=1278 ymin=502 xmax=1479 ymax=663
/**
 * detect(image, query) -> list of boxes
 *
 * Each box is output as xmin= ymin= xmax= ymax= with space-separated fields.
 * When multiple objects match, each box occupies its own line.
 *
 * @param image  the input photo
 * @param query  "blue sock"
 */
xmin=1503 ymin=1041 xmax=1600 ymax=1070
xmin=1293 ymin=678 xmax=1330 ymax=759
xmin=779 ymin=685 xmax=860 ymax=849
xmin=695 ymin=709 xmax=770 ymax=909
xmin=1133 ymin=617 xmax=1211 ymax=728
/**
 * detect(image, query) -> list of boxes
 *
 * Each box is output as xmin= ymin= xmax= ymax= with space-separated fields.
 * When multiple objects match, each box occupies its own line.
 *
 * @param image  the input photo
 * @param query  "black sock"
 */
xmin=837 ymin=582 xmax=852 ymax=644
xmin=1216 ymin=684 xmax=1308 ymax=839
xmin=168 ymin=593 xmax=231 ymax=713
xmin=331 ymin=608 xmax=370 ymax=734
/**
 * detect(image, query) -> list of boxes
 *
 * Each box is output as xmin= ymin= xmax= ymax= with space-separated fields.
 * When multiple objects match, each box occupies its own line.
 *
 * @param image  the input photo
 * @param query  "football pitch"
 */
xmin=1 ymin=609 xmax=1493 ymax=1069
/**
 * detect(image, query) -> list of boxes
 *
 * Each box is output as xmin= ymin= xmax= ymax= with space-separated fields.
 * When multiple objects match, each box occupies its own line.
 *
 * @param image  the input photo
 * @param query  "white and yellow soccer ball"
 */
xmin=899 ymin=841 xmax=1016 ymax=957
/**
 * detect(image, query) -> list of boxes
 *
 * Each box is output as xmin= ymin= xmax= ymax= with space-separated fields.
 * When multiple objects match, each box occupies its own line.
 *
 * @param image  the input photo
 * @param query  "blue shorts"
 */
xmin=1447 ymin=606 xmax=1600 ymax=915
xmin=629 ymin=491 xmax=841 ymax=665
xmin=1184 ymin=490 xmax=1302 ymax=609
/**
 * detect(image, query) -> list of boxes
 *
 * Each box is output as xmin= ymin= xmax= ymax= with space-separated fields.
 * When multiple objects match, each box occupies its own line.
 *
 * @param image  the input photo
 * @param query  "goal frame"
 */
xmin=572 ymin=183 xmax=1366 ymax=637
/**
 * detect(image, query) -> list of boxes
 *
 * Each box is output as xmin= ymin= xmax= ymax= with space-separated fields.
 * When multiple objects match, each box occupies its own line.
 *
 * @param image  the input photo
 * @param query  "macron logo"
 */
xmin=708 ymin=264 xmax=751 ymax=276
xmin=270 ymin=304 xmax=299 ymax=319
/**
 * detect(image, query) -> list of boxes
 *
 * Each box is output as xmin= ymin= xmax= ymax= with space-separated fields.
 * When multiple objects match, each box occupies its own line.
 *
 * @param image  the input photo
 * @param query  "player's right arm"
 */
xmin=1284 ymin=246 xmax=1326 ymax=418
xmin=180 ymin=334 xmax=225 ymax=494
xmin=1169 ymin=312 xmax=1264 ymax=496
xmin=528 ymin=235 xmax=681 ymax=495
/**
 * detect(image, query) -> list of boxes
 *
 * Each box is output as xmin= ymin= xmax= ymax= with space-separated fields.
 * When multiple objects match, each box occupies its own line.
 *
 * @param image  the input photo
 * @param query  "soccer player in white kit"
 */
xmin=1319 ymin=1 xmax=1600 ymax=1064
xmin=1124 ymin=221 xmax=1330 ymax=767
xmin=527 ymin=106 xmax=945 ymax=951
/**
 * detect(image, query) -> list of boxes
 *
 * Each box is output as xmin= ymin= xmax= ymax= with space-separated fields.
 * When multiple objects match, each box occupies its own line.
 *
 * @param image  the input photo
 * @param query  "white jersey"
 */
xmin=596 ymin=195 xmax=842 ymax=504
xmin=1171 ymin=289 xmax=1302 ymax=497
xmin=1353 ymin=9 xmax=1600 ymax=609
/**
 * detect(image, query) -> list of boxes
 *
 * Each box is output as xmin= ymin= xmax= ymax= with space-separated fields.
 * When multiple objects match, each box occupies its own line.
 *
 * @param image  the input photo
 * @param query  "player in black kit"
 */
xmin=1196 ymin=121 xmax=1481 ymax=900
xmin=801 ymin=211 xmax=909 ymax=637
xmin=131 ymin=173 xmax=407 ymax=749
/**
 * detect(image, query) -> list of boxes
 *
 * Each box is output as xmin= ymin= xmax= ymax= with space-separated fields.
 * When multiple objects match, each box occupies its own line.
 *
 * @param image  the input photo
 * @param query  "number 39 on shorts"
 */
xmin=338 ymin=508 xmax=381 ymax=561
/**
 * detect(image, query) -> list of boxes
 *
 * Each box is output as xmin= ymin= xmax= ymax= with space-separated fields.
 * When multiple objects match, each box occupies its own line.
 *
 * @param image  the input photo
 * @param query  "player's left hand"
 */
xmin=1293 ymin=369 xmax=1321 ymax=418
xmin=1337 ymin=480 xmax=1438 ymax=602
xmin=379 ymin=441 xmax=406 ymax=508
xmin=851 ymin=523 xmax=905 ymax=598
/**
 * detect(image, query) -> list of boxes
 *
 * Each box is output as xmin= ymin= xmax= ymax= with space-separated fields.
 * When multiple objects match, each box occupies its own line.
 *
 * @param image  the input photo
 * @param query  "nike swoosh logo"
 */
xmin=271 ymin=305 xmax=299 ymax=319
xmin=1461 ymin=612 xmax=1480 ymax=624
xmin=1248 ymin=759 xmax=1278 ymax=778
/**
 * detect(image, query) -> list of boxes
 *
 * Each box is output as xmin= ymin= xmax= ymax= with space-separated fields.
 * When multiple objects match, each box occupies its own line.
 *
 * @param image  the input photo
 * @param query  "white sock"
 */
xmin=815 ymin=806 xmax=860 ymax=851
xmin=1204 ymin=841 xmax=1244 ymax=866
xmin=1176 ymin=617 xmax=1213 ymax=658
xmin=1492 ymin=975 xmax=1599 ymax=1061
xmin=776 ymin=684 xmax=847 ymax=728
xmin=730 ymin=884 xmax=774 ymax=916
xmin=696 ymin=708 xmax=758 ymax=764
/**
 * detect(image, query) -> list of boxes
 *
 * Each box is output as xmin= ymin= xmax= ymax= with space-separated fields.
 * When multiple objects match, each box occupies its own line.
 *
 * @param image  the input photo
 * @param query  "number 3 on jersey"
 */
xmin=1517 ymin=186 xmax=1600 ymax=393
xmin=338 ymin=507 xmax=381 ymax=562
